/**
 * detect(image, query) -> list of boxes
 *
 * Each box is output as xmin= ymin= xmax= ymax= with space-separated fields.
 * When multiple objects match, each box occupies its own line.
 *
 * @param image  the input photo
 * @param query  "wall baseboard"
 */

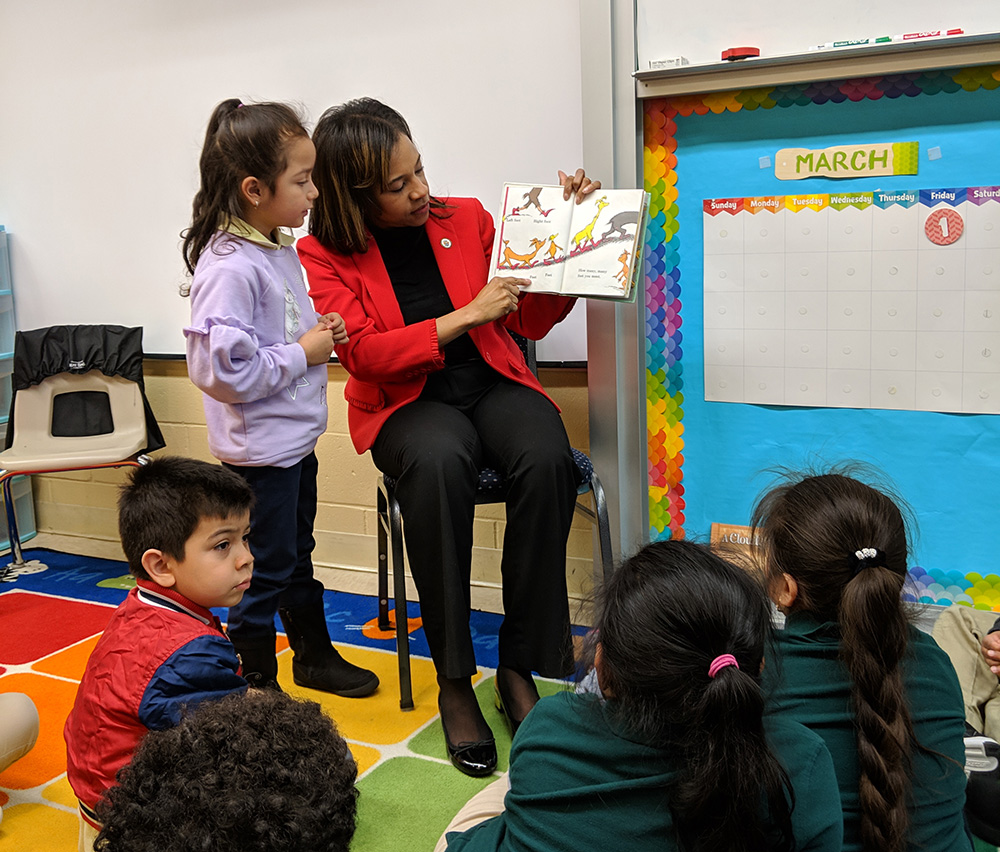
xmin=26 ymin=532 xmax=594 ymax=623
xmin=314 ymin=562 xmax=594 ymax=624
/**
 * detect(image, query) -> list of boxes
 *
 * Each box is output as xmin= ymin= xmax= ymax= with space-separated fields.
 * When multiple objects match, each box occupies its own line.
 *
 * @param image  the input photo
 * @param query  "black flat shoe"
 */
xmin=440 ymin=706 xmax=497 ymax=777
xmin=494 ymin=667 xmax=539 ymax=738
xmin=493 ymin=680 xmax=520 ymax=737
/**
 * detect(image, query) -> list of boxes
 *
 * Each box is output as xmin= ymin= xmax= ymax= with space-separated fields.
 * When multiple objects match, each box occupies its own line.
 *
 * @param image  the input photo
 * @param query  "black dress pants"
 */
xmin=371 ymin=378 xmax=578 ymax=680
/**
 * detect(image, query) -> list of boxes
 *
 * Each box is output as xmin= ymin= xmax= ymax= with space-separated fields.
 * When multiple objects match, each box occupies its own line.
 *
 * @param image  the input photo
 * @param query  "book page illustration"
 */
xmin=563 ymin=194 xmax=644 ymax=297
xmin=490 ymin=184 xmax=646 ymax=299
xmin=491 ymin=185 xmax=573 ymax=291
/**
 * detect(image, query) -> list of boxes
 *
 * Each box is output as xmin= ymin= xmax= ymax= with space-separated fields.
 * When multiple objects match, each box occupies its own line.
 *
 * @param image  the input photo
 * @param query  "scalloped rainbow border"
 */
xmin=642 ymin=64 xmax=1000 ymax=608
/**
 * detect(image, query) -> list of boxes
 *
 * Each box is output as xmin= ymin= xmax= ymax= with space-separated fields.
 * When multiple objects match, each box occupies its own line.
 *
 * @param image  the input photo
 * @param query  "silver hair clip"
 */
xmin=852 ymin=546 xmax=883 ymax=577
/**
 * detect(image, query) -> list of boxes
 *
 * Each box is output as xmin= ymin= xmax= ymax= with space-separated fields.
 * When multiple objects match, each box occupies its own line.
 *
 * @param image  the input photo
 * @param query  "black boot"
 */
xmin=278 ymin=605 xmax=379 ymax=697
xmin=233 ymin=636 xmax=282 ymax=691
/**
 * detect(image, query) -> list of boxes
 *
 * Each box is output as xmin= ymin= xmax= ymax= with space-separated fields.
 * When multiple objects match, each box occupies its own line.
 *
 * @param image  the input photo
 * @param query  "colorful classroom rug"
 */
xmin=4 ymin=550 xmax=997 ymax=852
xmin=0 ymin=548 xmax=572 ymax=852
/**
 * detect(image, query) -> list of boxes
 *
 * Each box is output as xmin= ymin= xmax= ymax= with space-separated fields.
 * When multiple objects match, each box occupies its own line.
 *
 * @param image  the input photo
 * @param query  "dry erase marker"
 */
xmin=809 ymin=37 xmax=892 ymax=50
xmin=894 ymin=29 xmax=964 ymax=41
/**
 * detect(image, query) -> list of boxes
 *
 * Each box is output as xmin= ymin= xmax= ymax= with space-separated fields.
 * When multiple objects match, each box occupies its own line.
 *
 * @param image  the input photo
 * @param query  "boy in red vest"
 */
xmin=65 ymin=456 xmax=254 ymax=851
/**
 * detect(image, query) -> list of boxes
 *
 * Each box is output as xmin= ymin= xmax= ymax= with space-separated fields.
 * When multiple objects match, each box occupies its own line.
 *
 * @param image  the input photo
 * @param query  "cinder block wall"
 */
xmin=31 ymin=361 xmax=599 ymax=612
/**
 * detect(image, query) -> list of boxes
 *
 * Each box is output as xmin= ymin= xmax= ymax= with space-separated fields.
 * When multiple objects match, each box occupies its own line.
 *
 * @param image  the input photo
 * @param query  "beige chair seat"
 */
xmin=0 ymin=370 xmax=148 ymax=471
xmin=0 ymin=323 xmax=163 ymax=581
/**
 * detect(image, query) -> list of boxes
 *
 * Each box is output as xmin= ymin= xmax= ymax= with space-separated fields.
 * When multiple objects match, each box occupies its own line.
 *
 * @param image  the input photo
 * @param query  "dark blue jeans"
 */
xmin=223 ymin=452 xmax=326 ymax=646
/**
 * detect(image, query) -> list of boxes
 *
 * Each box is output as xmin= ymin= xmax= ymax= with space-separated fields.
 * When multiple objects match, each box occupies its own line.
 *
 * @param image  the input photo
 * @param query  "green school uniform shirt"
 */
xmin=446 ymin=689 xmax=843 ymax=852
xmin=764 ymin=613 xmax=972 ymax=852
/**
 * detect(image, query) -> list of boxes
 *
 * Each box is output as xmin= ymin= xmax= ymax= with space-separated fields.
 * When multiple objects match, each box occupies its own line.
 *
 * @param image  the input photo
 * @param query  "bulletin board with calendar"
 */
xmin=702 ymin=184 xmax=1000 ymax=413
xmin=641 ymin=64 xmax=1000 ymax=603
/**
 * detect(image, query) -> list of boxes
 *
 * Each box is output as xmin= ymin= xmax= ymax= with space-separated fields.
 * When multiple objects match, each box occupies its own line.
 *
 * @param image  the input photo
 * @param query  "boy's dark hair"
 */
xmin=309 ymin=97 xmax=448 ymax=254
xmin=597 ymin=538 xmax=793 ymax=852
xmin=118 ymin=456 xmax=254 ymax=580
xmin=750 ymin=466 xmax=917 ymax=852
xmin=94 ymin=690 xmax=357 ymax=852
xmin=182 ymin=98 xmax=308 ymax=275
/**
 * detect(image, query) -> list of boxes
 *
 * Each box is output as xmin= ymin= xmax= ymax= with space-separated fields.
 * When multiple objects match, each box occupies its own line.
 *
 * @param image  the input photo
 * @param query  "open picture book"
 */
xmin=488 ymin=183 xmax=649 ymax=300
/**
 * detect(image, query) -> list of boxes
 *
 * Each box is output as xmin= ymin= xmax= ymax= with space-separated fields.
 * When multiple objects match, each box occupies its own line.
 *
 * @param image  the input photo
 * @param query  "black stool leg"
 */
xmin=387 ymin=491 xmax=414 ymax=710
xmin=376 ymin=480 xmax=391 ymax=632
xmin=0 ymin=473 xmax=22 ymax=580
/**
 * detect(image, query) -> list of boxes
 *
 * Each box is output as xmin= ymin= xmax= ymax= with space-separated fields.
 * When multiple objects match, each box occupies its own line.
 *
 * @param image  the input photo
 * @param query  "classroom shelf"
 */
xmin=0 ymin=226 xmax=10 ymax=296
xmin=0 ymin=230 xmax=15 ymax=357
xmin=0 ymin=227 xmax=36 ymax=549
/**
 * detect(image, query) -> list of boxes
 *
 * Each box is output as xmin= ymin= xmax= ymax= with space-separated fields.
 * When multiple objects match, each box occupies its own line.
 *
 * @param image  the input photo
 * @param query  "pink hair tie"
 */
xmin=708 ymin=654 xmax=739 ymax=678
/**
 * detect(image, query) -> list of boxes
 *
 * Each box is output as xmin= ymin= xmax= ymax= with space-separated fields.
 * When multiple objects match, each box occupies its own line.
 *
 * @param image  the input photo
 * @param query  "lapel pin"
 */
xmin=440 ymin=238 xmax=452 ymax=248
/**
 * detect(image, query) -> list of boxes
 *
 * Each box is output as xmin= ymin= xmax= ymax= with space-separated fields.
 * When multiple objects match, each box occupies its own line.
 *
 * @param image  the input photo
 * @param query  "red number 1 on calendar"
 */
xmin=924 ymin=209 xmax=964 ymax=246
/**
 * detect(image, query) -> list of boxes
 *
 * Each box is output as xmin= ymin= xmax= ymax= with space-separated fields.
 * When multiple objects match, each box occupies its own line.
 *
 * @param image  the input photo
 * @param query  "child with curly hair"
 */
xmin=95 ymin=690 xmax=357 ymax=852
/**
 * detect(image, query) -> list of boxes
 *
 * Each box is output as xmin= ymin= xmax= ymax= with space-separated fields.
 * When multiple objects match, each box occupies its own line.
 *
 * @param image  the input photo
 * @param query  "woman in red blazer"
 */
xmin=298 ymin=98 xmax=599 ymax=776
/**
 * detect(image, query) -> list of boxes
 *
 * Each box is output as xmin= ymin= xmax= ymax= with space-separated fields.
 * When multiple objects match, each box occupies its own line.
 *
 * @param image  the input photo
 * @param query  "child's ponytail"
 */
xmin=671 ymin=655 xmax=794 ymax=852
xmin=182 ymin=99 xmax=308 ymax=277
xmin=752 ymin=469 xmax=916 ymax=852
xmin=183 ymin=99 xmax=241 ymax=277
xmin=840 ymin=551 xmax=913 ymax=852
xmin=597 ymin=540 xmax=793 ymax=852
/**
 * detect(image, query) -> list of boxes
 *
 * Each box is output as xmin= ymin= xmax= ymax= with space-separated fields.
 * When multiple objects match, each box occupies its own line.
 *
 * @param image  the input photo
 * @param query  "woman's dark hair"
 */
xmin=597 ymin=539 xmax=793 ymax=852
xmin=94 ymin=690 xmax=357 ymax=852
xmin=310 ymin=97 xmax=448 ymax=254
xmin=182 ymin=98 xmax=308 ymax=275
xmin=750 ymin=467 xmax=915 ymax=852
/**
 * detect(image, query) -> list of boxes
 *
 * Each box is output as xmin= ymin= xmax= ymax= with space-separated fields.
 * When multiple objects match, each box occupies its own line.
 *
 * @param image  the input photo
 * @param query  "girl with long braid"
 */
xmin=752 ymin=468 xmax=971 ymax=852
xmin=435 ymin=539 xmax=843 ymax=852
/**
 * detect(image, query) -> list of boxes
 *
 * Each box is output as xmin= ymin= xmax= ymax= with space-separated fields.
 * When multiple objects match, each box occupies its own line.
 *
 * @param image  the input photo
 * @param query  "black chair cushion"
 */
xmin=383 ymin=447 xmax=594 ymax=500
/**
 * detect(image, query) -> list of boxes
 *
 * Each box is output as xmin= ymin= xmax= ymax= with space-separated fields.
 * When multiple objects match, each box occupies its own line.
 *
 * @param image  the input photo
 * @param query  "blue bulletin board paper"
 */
xmin=675 ymin=87 xmax=1000 ymax=587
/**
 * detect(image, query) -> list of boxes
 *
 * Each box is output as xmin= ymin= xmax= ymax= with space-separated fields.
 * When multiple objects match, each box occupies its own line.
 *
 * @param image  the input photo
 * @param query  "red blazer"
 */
xmin=298 ymin=198 xmax=575 ymax=453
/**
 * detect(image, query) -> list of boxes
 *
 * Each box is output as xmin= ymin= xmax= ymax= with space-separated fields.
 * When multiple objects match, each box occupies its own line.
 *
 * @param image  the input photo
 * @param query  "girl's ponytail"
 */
xmin=597 ymin=540 xmax=793 ymax=852
xmin=671 ymin=657 xmax=793 ymax=852
xmin=752 ymin=468 xmax=915 ymax=852
xmin=840 ymin=553 xmax=912 ymax=852
xmin=183 ymin=99 xmax=242 ymax=277
xmin=204 ymin=98 xmax=243 ymax=140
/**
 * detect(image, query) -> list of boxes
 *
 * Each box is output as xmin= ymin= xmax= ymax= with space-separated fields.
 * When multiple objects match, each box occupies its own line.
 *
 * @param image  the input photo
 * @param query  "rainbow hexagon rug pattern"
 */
xmin=0 ymin=549 xmax=570 ymax=851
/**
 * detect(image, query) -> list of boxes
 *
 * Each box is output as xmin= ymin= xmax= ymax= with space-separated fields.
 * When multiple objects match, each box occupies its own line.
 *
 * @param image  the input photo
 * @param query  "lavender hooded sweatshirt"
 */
xmin=184 ymin=229 xmax=327 ymax=468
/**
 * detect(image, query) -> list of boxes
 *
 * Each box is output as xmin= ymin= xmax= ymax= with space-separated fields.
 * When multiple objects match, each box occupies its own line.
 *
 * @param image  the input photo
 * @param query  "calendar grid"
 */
xmin=702 ymin=188 xmax=1000 ymax=414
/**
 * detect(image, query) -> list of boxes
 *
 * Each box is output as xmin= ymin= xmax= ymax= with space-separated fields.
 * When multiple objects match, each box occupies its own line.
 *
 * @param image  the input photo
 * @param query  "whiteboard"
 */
xmin=636 ymin=0 xmax=1000 ymax=68
xmin=0 ymin=0 xmax=586 ymax=361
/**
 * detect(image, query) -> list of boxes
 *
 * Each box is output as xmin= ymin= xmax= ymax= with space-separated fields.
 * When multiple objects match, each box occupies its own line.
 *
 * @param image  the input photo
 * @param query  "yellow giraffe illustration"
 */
xmin=499 ymin=236 xmax=547 ymax=268
xmin=615 ymin=250 xmax=630 ymax=285
xmin=545 ymin=234 xmax=562 ymax=261
xmin=572 ymin=196 xmax=609 ymax=250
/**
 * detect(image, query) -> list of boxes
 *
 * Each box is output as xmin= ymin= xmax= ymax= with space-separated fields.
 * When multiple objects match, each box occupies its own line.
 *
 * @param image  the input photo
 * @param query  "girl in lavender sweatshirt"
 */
xmin=181 ymin=99 xmax=377 ymax=697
